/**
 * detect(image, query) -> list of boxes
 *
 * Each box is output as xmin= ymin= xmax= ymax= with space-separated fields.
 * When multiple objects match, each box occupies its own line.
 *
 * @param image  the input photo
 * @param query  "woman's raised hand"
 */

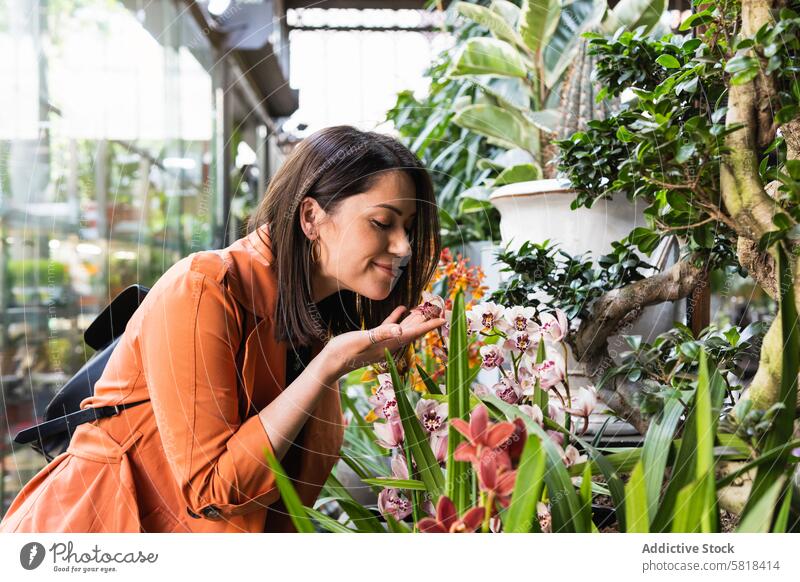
xmin=320 ymin=305 xmax=446 ymax=379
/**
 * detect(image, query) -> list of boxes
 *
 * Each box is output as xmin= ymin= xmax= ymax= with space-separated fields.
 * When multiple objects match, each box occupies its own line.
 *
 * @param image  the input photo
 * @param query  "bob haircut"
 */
xmin=246 ymin=125 xmax=441 ymax=347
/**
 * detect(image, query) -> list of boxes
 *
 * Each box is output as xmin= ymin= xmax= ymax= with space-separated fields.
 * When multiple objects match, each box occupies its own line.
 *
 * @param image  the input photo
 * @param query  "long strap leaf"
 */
xmin=445 ymin=290 xmax=473 ymax=512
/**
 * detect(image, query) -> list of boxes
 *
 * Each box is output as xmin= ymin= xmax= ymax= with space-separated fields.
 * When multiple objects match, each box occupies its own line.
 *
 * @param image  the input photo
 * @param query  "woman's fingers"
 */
xmin=365 ymin=316 xmax=445 ymax=348
xmin=403 ymin=318 xmax=446 ymax=342
xmin=381 ymin=305 xmax=407 ymax=325
xmin=365 ymin=323 xmax=404 ymax=346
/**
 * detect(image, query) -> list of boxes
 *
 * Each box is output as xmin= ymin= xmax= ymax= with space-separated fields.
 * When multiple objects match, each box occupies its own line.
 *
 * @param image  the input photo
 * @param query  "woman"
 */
xmin=0 ymin=125 xmax=445 ymax=533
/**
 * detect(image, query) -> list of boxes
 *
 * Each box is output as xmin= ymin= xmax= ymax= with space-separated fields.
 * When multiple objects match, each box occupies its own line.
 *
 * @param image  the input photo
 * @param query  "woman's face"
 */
xmin=303 ymin=171 xmax=417 ymax=303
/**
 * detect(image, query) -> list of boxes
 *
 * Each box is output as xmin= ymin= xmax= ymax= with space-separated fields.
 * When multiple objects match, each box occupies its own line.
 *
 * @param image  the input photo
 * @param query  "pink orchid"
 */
xmin=374 ymin=416 xmax=404 ymax=449
xmin=478 ymin=458 xmax=517 ymax=508
xmin=440 ymin=309 xmax=453 ymax=346
xmin=430 ymin=433 xmax=448 ymax=464
xmin=418 ymin=496 xmax=484 ymax=533
xmin=451 ymin=405 xmax=515 ymax=467
xmin=539 ymin=308 xmax=569 ymax=342
xmin=492 ymin=377 xmax=522 ymax=405
xmin=546 ymin=429 xmax=565 ymax=447
xmin=561 ymin=444 xmax=586 ymax=468
xmin=378 ymin=488 xmax=412 ymax=521
xmin=415 ymin=398 xmax=448 ymax=437
xmin=563 ymin=385 xmax=598 ymax=434
xmin=466 ymin=301 xmax=507 ymax=334
xmin=548 ymin=400 xmax=566 ymax=425
xmin=390 ymin=454 xmax=409 ymax=479
xmin=471 ymin=382 xmax=491 ymax=397
xmin=479 ymin=344 xmax=505 ymax=370
xmin=368 ymin=373 xmax=398 ymax=420
xmin=533 ymin=359 xmax=565 ymax=389
xmin=502 ymin=305 xmax=537 ymax=333
xmin=502 ymin=330 xmax=539 ymax=357
xmin=519 ymin=404 xmax=544 ymax=427
xmin=413 ymin=291 xmax=445 ymax=321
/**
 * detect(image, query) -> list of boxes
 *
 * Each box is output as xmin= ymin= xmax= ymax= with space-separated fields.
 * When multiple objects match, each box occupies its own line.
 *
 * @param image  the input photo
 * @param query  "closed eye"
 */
xmin=371 ymin=219 xmax=391 ymax=230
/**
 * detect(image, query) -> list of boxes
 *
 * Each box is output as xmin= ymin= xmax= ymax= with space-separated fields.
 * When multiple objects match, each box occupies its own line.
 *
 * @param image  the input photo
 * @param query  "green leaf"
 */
xmin=451 ymin=37 xmax=528 ymax=78
xmin=445 ymin=290 xmax=473 ymax=513
xmin=361 ymin=477 xmax=427 ymax=491
xmin=624 ymin=460 xmax=650 ymax=533
xmin=456 ymin=1 xmax=526 ymax=50
xmin=494 ymin=163 xmax=542 ymax=186
xmin=772 ymin=482 xmax=794 ymax=533
xmin=602 ymin=0 xmax=666 ymax=35
xmin=385 ymin=349 xmax=446 ymax=497
xmin=263 ymin=447 xmax=317 ymax=533
xmin=656 ymin=54 xmax=681 ymax=69
xmin=452 ymin=103 xmax=540 ymax=158
xmin=641 ymin=396 xmax=684 ymax=524
xmin=325 ymin=473 xmax=386 ymax=532
xmin=304 ymin=506 xmax=355 ymax=533
xmin=415 ymin=364 xmax=442 ymax=395
xmin=503 ymin=434 xmax=546 ymax=532
xmin=776 ymin=104 xmax=800 ymax=126
xmin=737 ymin=476 xmax=786 ymax=533
xmin=519 ymin=0 xmax=561 ymax=55
xmin=543 ymin=0 xmax=607 ymax=88
xmin=671 ymin=474 xmax=715 ymax=533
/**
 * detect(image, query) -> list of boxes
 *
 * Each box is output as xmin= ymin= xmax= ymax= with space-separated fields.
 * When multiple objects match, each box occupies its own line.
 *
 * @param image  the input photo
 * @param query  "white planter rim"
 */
xmin=489 ymin=178 xmax=574 ymax=201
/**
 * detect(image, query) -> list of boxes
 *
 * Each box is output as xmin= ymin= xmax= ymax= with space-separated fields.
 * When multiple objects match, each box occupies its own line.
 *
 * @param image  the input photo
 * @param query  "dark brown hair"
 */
xmin=246 ymin=125 xmax=441 ymax=346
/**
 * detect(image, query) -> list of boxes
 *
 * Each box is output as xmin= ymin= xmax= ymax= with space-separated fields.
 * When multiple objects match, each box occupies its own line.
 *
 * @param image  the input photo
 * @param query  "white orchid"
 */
xmin=539 ymin=308 xmax=569 ymax=342
xmin=479 ymin=344 xmax=505 ymax=370
xmin=466 ymin=301 xmax=507 ymax=334
xmin=503 ymin=305 xmax=537 ymax=333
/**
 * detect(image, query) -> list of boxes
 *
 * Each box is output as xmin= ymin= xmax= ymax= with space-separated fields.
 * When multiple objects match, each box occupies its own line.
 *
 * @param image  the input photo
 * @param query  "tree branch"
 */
xmin=571 ymin=259 xmax=705 ymax=362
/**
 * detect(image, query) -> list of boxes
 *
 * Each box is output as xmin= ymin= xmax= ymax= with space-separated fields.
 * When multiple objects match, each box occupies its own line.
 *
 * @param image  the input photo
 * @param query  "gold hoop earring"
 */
xmin=311 ymin=238 xmax=321 ymax=264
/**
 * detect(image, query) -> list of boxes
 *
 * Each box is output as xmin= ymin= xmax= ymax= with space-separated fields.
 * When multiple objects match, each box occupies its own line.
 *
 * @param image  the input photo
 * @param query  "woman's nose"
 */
xmin=389 ymin=229 xmax=412 ymax=257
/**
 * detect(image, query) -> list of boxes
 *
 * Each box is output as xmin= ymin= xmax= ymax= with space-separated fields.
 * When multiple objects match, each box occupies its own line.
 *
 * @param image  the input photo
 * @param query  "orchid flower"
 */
xmin=390 ymin=454 xmax=409 ymax=480
xmin=563 ymin=385 xmax=598 ymax=434
xmin=548 ymin=400 xmax=566 ymax=426
xmin=539 ymin=308 xmax=569 ymax=342
xmin=377 ymin=488 xmax=412 ymax=521
xmin=537 ymin=502 xmax=552 ymax=533
xmin=374 ymin=416 xmax=404 ymax=449
xmin=417 ymin=496 xmax=484 ymax=533
xmin=366 ymin=373 xmax=398 ymax=421
xmin=519 ymin=403 xmax=544 ymax=427
xmin=502 ymin=305 xmax=537 ymax=333
xmin=479 ymin=344 xmax=505 ymax=370
xmin=492 ymin=377 xmax=522 ymax=405
xmin=451 ymin=405 xmax=515 ymax=466
xmin=415 ymin=398 xmax=448 ymax=437
xmin=502 ymin=330 xmax=539 ymax=357
xmin=472 ymin=382 xmax=491 ymax=397
xmin=466 ymin=301 xmax=507 ymax=334
xmin=562 ymin=444 xmax=586 ymax=468
xmin=430 ymin=433 xmax=448 ymax=464
xmin=478 ymin=459 xmax=517 ymax=509
xmin=414 ymin=291 xmax=445 ymax=321
xmin=533 ymin=359 xmax=565 ymax=390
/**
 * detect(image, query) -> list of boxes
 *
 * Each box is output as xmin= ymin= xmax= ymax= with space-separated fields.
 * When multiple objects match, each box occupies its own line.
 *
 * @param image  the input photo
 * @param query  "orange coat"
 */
xmin=0 ymin=224 xmax=345 ymax=532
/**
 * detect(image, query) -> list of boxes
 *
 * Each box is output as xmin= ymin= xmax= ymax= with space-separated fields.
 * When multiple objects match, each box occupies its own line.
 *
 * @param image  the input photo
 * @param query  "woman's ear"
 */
xmin=299 ymin=196 xmax=323 ymax=239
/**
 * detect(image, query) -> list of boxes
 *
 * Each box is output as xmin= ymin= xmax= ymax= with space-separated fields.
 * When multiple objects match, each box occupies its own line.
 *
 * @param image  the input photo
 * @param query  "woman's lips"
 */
xmin=373 ymin=261 xmax=396 ymax=277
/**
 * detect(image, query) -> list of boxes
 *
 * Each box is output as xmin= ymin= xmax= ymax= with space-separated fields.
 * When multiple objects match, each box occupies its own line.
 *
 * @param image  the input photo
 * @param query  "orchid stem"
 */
xmin=482 ymin=492 xmax=495 ymax=533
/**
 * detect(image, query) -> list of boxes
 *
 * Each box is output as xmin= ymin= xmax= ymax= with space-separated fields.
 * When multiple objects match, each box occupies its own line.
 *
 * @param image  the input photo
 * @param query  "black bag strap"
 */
xmin=14 ymin=400 xmax=149 ymax=448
